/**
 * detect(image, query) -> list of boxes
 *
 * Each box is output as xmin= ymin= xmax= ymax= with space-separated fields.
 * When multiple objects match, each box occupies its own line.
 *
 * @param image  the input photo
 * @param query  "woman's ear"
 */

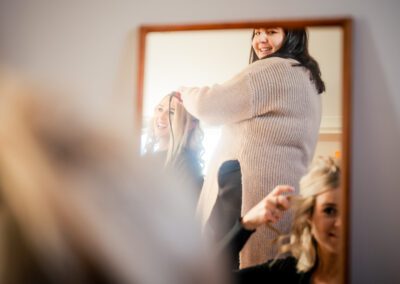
xmin=306 ymin=209 xmax=313 ymax=226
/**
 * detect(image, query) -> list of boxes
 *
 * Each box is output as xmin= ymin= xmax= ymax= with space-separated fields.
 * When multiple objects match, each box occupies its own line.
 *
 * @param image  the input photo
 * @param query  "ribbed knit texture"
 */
xmin=182 ymin=57 xmax=321 ymax=268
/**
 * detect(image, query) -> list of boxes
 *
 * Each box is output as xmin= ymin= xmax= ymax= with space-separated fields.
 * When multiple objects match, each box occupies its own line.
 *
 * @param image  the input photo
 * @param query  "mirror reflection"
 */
xmin=138 ymin=20 xmax=350 ymax=283
xmin=141 ymin=27 xmax=343 ymax=168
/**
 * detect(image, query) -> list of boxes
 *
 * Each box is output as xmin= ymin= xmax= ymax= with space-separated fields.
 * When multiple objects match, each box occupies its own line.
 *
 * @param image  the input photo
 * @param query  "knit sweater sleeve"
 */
xmin=181 ymin=58 xmax=300 ymax=126
xmin=181 ymin=66 xmax=253 ymax=126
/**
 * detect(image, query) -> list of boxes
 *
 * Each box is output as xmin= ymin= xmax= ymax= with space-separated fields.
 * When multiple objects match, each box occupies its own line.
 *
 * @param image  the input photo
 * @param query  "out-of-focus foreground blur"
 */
xmin=0 ymin=72 xmax=224 ymax=284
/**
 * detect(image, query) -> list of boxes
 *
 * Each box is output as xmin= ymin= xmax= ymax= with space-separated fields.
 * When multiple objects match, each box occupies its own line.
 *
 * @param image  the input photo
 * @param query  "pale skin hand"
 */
xmin=176 ymin=87 xmax=188 ymax=101
xmin=241 ymin=185 xmax=294 ymax=231
xmin=171 ymin=91 xmax=183 ymax=103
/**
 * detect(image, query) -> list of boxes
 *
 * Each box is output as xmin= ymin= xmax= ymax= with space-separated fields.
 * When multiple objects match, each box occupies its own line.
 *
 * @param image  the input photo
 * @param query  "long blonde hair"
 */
xmin=145 ymin=92 xmax=204 ymax=168
xmin=278 ymin=156 xmax=341 ymax=272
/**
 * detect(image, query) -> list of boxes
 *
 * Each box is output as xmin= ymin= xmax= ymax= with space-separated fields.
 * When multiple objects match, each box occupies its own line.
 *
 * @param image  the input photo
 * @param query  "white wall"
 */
xmin=1 ymin=0 xmax=399 ymax=283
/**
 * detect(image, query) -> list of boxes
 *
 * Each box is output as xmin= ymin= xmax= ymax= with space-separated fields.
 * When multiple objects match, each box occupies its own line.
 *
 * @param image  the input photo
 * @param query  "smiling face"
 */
xmin=252 ymin=28 xmax=285 ymax=59
xmin=310 ymin=188 xmax=341 ymax=255
xmin=153 ymin=96 xmax=178 ymax=150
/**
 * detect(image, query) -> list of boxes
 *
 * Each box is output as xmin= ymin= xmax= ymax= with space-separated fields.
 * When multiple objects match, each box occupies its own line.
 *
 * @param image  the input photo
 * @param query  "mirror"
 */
xmin=137 ymin=18 xmax=352 ymax=282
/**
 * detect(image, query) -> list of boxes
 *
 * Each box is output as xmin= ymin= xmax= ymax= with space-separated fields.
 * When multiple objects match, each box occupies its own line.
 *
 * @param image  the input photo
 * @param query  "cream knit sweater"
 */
xmin=181 ymin=57 xmax=322 ymax=268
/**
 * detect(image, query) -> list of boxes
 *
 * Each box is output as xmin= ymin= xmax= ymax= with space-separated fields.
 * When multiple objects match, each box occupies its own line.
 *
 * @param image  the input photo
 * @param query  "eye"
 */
xmin=323 ymin=206 xmax=337 ymax=216
xmin=254 ymin=31 xmax=261 ymax=36
xmin=169 ymin=110 xmax=175 ymax=116
xmin=267 ymin=30 xmax=277 ymax=35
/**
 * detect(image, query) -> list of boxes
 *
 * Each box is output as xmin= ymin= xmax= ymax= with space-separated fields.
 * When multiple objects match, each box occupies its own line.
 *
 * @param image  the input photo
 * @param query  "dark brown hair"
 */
xmin=249 ymin=28 xmax=325 ymax=94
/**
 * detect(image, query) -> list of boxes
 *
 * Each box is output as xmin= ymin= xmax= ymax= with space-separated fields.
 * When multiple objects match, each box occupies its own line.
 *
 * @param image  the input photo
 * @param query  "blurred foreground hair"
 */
xmin=0 ymin=72 xmax=222 ymax=284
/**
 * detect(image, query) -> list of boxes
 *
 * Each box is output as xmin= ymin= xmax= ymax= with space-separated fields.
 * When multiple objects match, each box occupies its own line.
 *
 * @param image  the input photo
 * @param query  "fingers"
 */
xmin=276 ymin=195 xmax=291 ymax=210
xmin=271 ymin=185 xmax=294 ymax=196
xmin=172 ymin=91 xmax=182 ymax=103
xmin=263 ymin=200 xmax=285 ymax=224
xmin=270 ymin=185 xmax=294 ymax=211
xmin=268 ymin=208 xmax=283 ymax=224
xmin=243 ymin=185 xmax=295 ymax=229
xmin=261 ymin=185 xmax=294 ymax=224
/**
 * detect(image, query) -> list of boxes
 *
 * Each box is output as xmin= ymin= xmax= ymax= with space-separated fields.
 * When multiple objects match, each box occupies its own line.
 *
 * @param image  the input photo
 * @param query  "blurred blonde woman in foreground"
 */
xmin=0 ymin=73 xmax=221 ymax=284
xmin=226 ymin=156 xmax=342 ymax=284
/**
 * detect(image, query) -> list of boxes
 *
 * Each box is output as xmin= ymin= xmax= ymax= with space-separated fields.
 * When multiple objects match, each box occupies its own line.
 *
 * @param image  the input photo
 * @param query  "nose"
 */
xmin=334 ymin=216 xmax=342 ymax=228
xmin=258 ymin=32 xmax=267 ymax=42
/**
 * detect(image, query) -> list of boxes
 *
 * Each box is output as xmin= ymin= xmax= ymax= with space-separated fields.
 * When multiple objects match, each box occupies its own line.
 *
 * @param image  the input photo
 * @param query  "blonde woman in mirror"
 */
xmin=144 ymin=92 xmax=204 ymax=201
xmin=229 ymin=156 xmax=342 ymax=284
xmin=179 ymin=27 xmax=325 ymax=267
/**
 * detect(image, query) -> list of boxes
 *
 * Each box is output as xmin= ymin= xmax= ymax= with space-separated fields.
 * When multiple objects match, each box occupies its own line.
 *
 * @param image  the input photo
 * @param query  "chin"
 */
xmin=326 ymin=242 xmax=340 ymax=254
xmin=155 ymin=130 xmax=168 ymax=139
xmin=319 ymin=239 xmax=340 ymax=255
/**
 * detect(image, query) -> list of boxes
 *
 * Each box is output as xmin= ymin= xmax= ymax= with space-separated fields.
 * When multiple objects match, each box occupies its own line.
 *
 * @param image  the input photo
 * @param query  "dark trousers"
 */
xmin=206 ymin=160 xmax=242 ymax=269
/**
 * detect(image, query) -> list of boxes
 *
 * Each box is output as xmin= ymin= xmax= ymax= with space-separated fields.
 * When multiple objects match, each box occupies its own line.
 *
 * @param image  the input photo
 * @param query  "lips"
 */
xmin=328 ymin=232 xmax=338 ymax=238
xmin=260 ymin=47 xmax=272 ymax=52
xmin=257 ymin=46 xmax=272 ymax=57
xmin=156 ymin=121 xmax=168 ymax=129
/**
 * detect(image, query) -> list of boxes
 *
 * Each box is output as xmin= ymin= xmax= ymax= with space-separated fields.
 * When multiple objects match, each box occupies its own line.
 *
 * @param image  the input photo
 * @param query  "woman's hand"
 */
xmin=172 ymin=91 xmax=182 ymax=103
xmin=241 ymin=185 xmax=294 ymax=231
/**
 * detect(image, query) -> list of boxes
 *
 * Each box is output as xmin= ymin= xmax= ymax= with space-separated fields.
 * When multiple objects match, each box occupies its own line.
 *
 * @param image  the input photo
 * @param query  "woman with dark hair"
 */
xmin=249 ymin=28 xmax=325 ymax=94
xmin=179 ymin=27 xmax=325 ymax=268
